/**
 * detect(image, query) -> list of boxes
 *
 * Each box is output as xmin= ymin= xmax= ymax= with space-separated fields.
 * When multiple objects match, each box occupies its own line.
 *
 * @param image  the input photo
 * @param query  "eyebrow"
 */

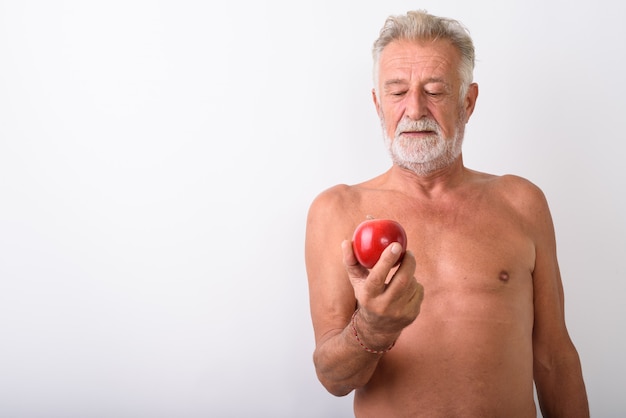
xmin=383 ymin=79 xmax=408 ymax=89
xmin=383 ymin=77 xmax=449 ymax=91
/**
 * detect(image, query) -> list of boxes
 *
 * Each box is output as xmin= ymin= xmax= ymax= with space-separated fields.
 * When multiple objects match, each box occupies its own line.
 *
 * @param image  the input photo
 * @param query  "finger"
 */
xmin=404 ymin=280 xmax=425 ymax=322
xmin=386 ymin=250 xmax=416 ymax=287
xmin=380 ymin=250 xmax=420 ymax=306
xmin=373 ymin=242 xmax=406 ymax=272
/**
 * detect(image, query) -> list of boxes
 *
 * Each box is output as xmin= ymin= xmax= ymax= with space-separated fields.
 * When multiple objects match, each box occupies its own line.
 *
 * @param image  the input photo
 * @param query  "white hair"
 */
xmin=372 ymin=10 xmax=475 ymax=101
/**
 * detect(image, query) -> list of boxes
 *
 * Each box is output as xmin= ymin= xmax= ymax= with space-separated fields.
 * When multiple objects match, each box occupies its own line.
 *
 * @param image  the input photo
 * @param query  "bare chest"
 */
xmin=361 ymin=198 xmax=536 ymax=320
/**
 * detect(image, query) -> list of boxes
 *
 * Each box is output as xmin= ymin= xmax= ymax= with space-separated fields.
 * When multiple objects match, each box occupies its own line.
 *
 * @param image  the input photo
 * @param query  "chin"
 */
xmin=394 ymin=154 xmax=459 ymax=176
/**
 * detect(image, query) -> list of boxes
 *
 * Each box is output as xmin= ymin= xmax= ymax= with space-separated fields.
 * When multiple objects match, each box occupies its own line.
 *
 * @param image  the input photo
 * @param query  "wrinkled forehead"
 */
xmin=378 ymin=38 xmax=461 ymax=81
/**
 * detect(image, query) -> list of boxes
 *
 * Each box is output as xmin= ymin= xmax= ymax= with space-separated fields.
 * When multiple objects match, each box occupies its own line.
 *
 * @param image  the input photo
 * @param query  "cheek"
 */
xmin=380 ymin=105 xmax=402 ymax=135
xmin=433 ymin=107 xmax=462 ymax=134
xmin=380 ymin=115 xmax=399 ymax=139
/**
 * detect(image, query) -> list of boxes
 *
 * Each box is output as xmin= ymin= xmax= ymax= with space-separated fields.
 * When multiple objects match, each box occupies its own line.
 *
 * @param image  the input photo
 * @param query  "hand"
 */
xmin=342 ymin=240 xmax=424 ymax=341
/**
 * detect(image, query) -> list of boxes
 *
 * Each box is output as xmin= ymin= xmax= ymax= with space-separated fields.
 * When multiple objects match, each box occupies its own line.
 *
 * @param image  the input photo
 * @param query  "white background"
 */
xmin=1 ymin=1 xmax=625 ymax=417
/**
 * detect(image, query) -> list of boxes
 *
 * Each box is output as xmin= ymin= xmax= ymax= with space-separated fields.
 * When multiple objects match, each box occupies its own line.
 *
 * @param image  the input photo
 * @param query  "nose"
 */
xmin=404 ymin=90 xmax=428 ymax=120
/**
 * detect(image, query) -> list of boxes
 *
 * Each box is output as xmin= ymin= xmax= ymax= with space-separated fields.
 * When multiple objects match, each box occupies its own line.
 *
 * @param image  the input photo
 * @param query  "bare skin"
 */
xmin=305 ymin=38 xmax=588 ymax=417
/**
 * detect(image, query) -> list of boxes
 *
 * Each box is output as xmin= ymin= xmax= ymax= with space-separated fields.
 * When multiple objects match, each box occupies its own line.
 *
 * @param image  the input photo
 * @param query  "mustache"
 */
xmin=395 ymin=118 xmax=441 ymax=136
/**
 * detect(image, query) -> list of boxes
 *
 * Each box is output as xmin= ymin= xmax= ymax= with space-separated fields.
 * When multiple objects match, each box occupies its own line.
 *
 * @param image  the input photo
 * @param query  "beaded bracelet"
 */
xmin=351 ymin=308 xmax=396 ymax=354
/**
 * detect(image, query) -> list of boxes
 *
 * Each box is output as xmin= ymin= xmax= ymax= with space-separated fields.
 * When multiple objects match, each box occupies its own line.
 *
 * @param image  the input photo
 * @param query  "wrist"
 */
xmin=351 ymin=308 xmax=397 ymax=354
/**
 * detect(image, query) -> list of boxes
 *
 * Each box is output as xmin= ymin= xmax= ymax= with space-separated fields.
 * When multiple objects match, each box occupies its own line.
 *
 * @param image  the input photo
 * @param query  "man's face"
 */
xmin=373 ymin=39 xmax=476 ymax=175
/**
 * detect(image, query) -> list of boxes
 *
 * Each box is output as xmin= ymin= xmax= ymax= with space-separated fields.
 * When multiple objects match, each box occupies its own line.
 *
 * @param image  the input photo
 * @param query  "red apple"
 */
xmin=352 ymin=218 xmax=407 ymax=269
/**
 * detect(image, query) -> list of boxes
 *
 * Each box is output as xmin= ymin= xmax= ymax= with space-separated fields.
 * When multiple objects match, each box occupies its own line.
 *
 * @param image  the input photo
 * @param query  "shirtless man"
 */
xmin=305 ymin=10 xmax=589 ymax=417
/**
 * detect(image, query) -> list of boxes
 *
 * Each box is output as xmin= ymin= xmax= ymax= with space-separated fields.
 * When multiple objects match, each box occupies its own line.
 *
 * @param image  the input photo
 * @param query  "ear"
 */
xmin=463 ymin=83 xmax=479 ymax=122
xmin=372 ymin=88 xmax=382 ymax=117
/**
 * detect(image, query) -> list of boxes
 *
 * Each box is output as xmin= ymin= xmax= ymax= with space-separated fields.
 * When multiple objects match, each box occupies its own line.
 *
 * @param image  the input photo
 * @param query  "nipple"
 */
xmin=499 ymin=271 xmax=510 ymax=282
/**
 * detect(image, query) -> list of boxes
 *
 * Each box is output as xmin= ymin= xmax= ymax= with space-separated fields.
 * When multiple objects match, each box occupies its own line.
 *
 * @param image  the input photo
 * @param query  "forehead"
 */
xmin=379 ymin=38 xmax=461 ymax=83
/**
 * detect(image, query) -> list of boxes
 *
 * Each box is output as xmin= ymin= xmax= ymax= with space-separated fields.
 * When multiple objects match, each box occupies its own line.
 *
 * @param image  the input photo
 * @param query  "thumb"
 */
xmin=362 ymin=242 xmax=404 ymax=293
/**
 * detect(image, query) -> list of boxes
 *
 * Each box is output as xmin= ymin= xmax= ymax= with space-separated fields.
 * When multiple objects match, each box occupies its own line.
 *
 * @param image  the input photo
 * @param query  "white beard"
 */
xmin=382 ymin=114 xmax=465 ymax=176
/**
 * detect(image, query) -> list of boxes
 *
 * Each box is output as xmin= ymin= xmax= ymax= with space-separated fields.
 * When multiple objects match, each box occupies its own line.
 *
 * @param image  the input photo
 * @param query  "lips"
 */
xmin=400 ymin=130 xmax=435 ymax=136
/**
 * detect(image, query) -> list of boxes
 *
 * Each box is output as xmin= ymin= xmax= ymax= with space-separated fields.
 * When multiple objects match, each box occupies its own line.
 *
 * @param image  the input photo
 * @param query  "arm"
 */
xmin=525 ymin=184 xmax=589 ymax=417
xmin=304 ymin=187 xmax=423 ymax=396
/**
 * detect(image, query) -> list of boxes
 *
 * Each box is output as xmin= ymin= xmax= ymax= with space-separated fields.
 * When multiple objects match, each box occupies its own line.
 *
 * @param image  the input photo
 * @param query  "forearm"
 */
xmin=313 ymin=312 xmax=398 ymax=396
xmin=535 ymin=350 xmax=589 ymax=418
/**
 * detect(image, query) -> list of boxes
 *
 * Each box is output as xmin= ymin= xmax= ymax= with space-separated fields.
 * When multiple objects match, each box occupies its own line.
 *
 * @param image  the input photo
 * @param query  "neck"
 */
xmin=389 ymin=155 xmax=467 ymax=198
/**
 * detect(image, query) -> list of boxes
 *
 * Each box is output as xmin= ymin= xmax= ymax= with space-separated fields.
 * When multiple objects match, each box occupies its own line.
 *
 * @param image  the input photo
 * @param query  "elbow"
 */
xmin=317 ymin=375 xmax=355 ymax=397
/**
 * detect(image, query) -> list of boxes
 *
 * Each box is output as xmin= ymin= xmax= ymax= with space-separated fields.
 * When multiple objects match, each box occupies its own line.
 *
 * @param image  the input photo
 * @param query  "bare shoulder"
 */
xmin=307 ymin=184 xmax=359 ymax=226
xmin=308 ymin=183 xmax=353 ymax=211
xmin=492 ymin=174 xmax=550 ymax=214
xmin=470 ymin=171 xmax=548 ymax=212
xmin=305 ymin=183 xmax=364 ymax=256
xmin=478 ymin=173 xmax=554 ymax=241
xmin=306 ymin=175 xmax=385 ymax=224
